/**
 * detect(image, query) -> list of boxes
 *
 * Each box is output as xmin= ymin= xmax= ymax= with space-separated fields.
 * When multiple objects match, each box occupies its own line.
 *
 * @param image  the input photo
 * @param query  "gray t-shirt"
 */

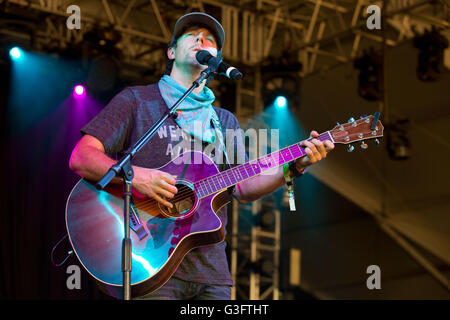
xmin=81 ymin=83 xmax=247 ymax=286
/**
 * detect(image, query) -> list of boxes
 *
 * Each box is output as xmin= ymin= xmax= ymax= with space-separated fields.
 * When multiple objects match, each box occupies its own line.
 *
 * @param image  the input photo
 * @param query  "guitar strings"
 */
xmin=134 ymin=133 xmax=332 ymax=212
xmin=192 ymin=132 xmax=330 ymax=188
xmin=140 ymin=133 xmax=330 ymax=207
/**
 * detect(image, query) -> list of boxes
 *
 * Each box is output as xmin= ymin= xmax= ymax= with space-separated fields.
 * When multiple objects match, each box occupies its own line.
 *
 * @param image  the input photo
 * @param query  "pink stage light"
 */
xmin=73 ymin=85 xmax=85 ymax=97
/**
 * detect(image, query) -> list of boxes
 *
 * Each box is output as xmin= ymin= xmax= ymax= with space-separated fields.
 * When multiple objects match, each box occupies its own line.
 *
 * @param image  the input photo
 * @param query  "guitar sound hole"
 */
xmin=162 ymin=183 xmax=196 ymax=219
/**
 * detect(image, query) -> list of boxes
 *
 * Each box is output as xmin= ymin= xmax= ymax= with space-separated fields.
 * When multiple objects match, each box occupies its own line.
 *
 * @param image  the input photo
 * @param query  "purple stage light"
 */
xmin=73 ymin=85 xmax=85 ymax=97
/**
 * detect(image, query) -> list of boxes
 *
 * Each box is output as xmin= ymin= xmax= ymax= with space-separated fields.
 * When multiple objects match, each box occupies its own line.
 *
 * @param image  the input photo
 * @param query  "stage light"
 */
xmin=275 ymin=96 xmax=287 ymax=108
xmin=262 ymin=73 xmax=301 ymax=112
xmin=82 ymin=27 xmax=121 ymax=94
xmin=9 ymin=47 xmax=22 ymax=59
xmin=261 ymin=50 xmax=302 ymax=111
xmin=413 ymin=27 xmax=449 ymax=82
xmin=354 ymin=47 xmax=382 ymax=101
xmin=73 ymin=85 xmax=85 ymax=97
xmin=387 ymin=118 xmax=411 ymax=160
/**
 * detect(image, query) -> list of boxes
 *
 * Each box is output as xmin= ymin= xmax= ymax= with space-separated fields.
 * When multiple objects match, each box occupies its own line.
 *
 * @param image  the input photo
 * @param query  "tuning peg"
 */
xmin=360 ymin=141 xmax=368 ymax=149
xmin=375 ymin=139 xmax=380 ymax=146
xmin=347 ymin=144 xmax=355 ymax=152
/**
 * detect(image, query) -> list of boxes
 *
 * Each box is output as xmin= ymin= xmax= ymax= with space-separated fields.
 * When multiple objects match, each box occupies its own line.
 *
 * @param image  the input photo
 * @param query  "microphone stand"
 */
xmin=95 ymin=67 xmax=215 ymax=300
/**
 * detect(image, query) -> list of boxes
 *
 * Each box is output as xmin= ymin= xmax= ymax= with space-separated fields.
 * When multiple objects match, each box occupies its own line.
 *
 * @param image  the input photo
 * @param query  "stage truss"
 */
xmin=1 ymin=0 xmax=449 ymax=77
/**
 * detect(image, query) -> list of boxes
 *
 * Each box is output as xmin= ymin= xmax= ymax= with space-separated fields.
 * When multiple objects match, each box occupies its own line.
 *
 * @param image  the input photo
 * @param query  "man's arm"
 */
xmin=233 ymin=131 xmax=334 ymax=203
xmin=69 ymin=135 xmax=119 ymax=182
xmin=69 ymin=135 xmax=178 ymax=208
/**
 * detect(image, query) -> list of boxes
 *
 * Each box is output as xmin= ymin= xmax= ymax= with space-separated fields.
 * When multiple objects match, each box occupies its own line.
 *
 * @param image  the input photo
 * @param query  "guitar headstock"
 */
xmin=330 ymin=112 xmax=384 ymax=151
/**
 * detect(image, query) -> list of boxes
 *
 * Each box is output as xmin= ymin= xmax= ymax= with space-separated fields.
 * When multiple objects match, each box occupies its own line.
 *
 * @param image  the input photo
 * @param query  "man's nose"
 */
xmin=195 ymin=33 xmax=205 ymax=45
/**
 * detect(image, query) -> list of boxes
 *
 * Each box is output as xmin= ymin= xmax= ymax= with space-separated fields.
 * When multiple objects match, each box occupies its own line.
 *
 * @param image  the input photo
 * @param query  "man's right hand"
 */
xmin=69 ymin=135 xmax=178 ymax=208
xmin=131 ymin=167 xmax=178 ymax=208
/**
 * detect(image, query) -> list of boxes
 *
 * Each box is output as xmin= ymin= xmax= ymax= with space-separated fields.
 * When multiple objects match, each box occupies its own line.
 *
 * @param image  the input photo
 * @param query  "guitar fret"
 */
xmin=280 ymin=148 xmax=293 ymax=163
xmin=272 ymin=151 xmax=283 ymax=166
xmin=265 ymin=154 xmax=276 ymax=168
xmin=211 ymin=175 xmax=220 ymax=191
xmin=250 ymin=160 xmax=261 ymax=175
xmin=194 ymin=183 xmax=200 ymax=197
xmin=206 ymin=178 xmax=215 ymax=193
xmin=243 ymin=163 xmax=251 ymax=177
xmin=196 ymin=182 xmax=204 ymax=197
xmin=217 ymin=174 xmax=225 ymax=190
xmin=243 ymin=163 xmax=253 ymax=177
xmin=199 ymin=181 xmax=207 ymax=196
xmin=242 ymin=165 xmax=248 ymax=179
xmin=322 ymin=131 xmax=332 ymax=142
xmin=233 ymin=167 xmax=243 ymax=181
xmin=318 ymin=132 xmax=329 ymax=141
xmin=202 ymin=180 xmax=209 ymax=194
xmin=196 ymin=182 xmax=203 ymax=196
xmin=217 ymin=173 xmax=226 ymax=190
xmin=207 ymin=180 xmax=214 ymax=194
xmin=289 ymin=144 xmax=303 ymax=158
xmin=243 ymin=164 xmax=250 ymax=178
xmin=227 ymin=169 xmax=237 ymax=184
xmin=222 ymin=171 xmax=232 ymax=186
xmin=235 ymin=165 xmax=244 ymax=179
xmin=287 ymin=147 xmax=295 ymax=159
xmin=258 ymin=157 xmax=270 ymax=171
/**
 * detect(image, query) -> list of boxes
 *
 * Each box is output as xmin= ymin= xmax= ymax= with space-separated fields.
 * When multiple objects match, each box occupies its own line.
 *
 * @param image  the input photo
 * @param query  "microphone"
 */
xmin=196 ymin=50 xmax=243 ymax=80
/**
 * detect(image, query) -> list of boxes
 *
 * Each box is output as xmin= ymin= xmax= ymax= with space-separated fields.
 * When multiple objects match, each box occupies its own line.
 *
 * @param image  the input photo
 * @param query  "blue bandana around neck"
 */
xmin=158 ymin=75 xmax=216 ymax=143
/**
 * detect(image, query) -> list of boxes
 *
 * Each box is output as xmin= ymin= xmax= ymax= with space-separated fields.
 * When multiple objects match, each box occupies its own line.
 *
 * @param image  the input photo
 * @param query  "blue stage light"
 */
xmin=9 ymin=47 xmax=22 ymax=59
xmin=275 ymin=96 xmax=287 ymax=108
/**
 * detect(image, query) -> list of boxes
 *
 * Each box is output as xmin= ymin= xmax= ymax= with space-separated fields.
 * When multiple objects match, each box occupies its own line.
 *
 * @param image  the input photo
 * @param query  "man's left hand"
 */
xmin=296 ymin=130 xmax=334 ymax=172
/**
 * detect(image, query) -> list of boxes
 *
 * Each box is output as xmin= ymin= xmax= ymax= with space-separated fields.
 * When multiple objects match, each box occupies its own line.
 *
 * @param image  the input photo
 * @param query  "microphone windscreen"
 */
xmin=196 ymin=50 xmax=212 ymax=65
xmin=230 ymin=69 xmax=243 ymax=80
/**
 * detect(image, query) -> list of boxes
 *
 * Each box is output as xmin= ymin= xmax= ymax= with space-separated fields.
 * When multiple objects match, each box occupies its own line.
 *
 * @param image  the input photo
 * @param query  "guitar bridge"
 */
xmin=130 ymin=202 xmax=148 ymax=240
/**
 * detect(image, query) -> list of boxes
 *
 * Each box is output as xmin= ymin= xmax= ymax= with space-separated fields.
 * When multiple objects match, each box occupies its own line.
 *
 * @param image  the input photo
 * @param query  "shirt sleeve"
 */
xmin=81 ymin=88 xmax=136 ymax=155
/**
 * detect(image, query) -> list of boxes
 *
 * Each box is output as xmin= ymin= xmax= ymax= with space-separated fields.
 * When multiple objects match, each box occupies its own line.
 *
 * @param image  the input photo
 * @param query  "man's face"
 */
xmin=168 ymin=26 xmax=219 ymax=69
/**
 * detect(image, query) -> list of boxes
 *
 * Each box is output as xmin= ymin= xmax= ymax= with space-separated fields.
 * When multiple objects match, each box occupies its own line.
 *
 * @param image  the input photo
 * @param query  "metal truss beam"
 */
xmin=230 ymin=196 xmax=281 ymax=301
xmin=2 ymin=0 xmax=449 ymax=75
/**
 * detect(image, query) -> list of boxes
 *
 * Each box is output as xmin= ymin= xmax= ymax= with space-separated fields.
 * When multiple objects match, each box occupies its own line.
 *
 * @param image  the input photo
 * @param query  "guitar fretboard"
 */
xmin=194 ymin=131 xmax=333 ymax=198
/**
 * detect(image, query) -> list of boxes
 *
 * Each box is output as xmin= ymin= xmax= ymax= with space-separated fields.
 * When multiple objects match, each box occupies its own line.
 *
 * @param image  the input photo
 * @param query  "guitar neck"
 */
xmin=195 ymin=131 xmax=334 ymax=198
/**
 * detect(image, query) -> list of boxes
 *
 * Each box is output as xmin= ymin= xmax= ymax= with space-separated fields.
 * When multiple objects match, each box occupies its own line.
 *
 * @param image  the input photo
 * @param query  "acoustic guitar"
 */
xmin=65 ymin=113 xmax=384 ymax=298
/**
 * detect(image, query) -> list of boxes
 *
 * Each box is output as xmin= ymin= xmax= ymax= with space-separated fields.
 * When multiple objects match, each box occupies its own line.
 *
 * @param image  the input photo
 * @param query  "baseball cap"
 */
xmin=171 ymin=12 xmax=225 ymax=51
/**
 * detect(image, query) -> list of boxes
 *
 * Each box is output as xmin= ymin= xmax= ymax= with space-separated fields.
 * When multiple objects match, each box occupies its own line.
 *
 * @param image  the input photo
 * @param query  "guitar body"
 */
xmin=65 ymin=151 xmax=230 ymax=298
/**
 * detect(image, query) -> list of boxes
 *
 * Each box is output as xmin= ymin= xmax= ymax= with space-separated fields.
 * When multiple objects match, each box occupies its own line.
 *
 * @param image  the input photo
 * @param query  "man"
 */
xmin=69 ymin=12 xmax=334 ymax=300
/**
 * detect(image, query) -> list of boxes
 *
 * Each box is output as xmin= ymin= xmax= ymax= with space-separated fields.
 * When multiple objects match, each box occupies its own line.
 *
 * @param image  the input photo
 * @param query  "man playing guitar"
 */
xmin=68 ymin=12 xmax=334 ymax=300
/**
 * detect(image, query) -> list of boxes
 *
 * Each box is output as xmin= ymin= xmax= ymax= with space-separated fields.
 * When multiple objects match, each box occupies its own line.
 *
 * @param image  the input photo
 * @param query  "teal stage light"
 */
xmin=9 ymin=47 xmax=22 ymax=59
xmin=275 ymin=96 xmax=287 ymax=108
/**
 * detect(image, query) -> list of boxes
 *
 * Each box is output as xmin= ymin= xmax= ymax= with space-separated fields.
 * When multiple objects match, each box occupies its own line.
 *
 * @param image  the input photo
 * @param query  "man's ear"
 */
xmin=167 ymin=47 xmax=175 ymax=60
